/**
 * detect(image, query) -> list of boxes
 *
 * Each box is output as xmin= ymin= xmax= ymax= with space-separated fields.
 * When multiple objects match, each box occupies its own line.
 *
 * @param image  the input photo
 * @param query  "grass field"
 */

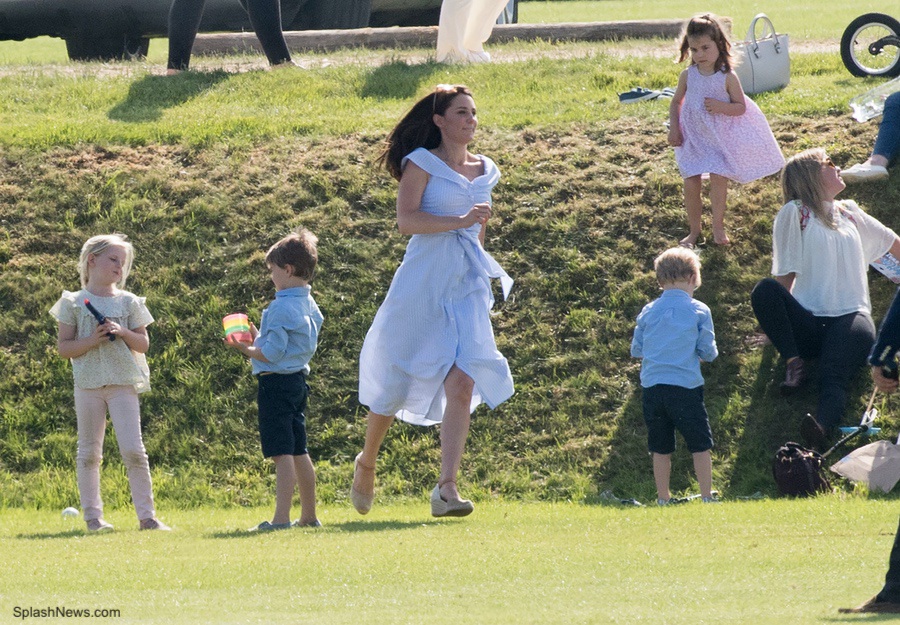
xmin=2 ymin=498 xmax=897 ymax=624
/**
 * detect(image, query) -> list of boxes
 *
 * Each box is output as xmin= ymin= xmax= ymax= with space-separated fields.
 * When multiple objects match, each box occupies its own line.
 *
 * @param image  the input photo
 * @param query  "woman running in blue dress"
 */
xmin=351 ymin=84 xmax=514 ymax=518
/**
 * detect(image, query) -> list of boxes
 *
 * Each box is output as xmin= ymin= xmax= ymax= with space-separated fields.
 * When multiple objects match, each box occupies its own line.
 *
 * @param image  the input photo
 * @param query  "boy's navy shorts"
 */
xmin=641 ymin=383 xmax=713 ymax=455
xmin=256 ymin=371 xmax=309 ymax=458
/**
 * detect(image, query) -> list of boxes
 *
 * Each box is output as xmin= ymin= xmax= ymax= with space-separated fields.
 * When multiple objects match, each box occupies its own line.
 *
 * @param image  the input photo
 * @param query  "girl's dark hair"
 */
xmin=379 ymin=84 xmax=474 ymax=181
xmin=677 ymin=13 xmax=734 ymax=73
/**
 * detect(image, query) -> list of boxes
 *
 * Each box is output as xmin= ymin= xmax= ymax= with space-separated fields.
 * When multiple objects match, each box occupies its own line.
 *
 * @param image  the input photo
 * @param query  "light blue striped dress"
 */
xmin=359 ymin=147 xmax=514 ymax=426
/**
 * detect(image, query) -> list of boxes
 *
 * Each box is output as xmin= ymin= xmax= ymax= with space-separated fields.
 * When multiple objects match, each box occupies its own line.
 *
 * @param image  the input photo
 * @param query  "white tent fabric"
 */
xmin=436 ymin=0 xmax=509 ymax=63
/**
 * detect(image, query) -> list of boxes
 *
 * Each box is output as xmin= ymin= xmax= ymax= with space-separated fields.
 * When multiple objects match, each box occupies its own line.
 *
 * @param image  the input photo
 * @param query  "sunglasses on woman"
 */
xmin=432 ymin=84 xmax=457 ymax=113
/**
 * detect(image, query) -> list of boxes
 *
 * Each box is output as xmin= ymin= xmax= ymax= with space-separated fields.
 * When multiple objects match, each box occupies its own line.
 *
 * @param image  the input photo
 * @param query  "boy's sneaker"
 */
xmin=249 ymin=520 xmax=291 ymax=532
xmin=86 ymin=518 xmax=114 ymax=532
xmin=140 ymin=518 xmax=172 ymax=531
xmin=841 ymin=162 xmax=889 ymax=183
xmin=657 ymin=498 xmax=670 ymax=506
xmin=701 ymin=496 xmax=720 ymax=503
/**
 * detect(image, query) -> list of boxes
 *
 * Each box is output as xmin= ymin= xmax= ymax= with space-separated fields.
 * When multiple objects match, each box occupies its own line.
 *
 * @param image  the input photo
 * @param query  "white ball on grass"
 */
xmin=61 ymin=507 xmax=79 ymax=518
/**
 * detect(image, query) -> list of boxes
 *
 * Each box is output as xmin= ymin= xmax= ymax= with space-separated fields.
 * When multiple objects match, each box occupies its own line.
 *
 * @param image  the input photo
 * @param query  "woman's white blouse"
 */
xmin=771 ymin=199 xmax=896 ymax=316
xmin=49 ymin=289 xmax=154 ymax=392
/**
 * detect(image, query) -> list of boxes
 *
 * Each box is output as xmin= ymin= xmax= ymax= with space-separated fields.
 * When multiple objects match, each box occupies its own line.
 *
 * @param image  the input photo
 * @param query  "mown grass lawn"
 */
xmin=1 ymin=498 xmax=896 ymax=624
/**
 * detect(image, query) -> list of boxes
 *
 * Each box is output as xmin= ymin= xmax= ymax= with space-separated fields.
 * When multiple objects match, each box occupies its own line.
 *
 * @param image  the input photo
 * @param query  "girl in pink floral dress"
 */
xmin=668 ymin=14 xmax=784 ymax=247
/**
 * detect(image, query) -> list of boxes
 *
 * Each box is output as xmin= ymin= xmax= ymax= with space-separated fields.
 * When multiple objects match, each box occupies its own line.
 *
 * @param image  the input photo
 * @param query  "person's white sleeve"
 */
xmin=771 ymin=201 xmax=803 ymax=277
xmin=842 ymin=200 xmax=898 ymax=262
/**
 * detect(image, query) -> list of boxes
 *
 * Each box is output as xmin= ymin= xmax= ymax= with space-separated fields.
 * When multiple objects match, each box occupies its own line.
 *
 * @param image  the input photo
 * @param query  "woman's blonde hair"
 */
xmin=78 ymin=234 xmax=134 ymax=288
xmin=781 ymin=148 xmax=835 ymax=229
xmin=654 ymin=247 xmax=701 ymax=287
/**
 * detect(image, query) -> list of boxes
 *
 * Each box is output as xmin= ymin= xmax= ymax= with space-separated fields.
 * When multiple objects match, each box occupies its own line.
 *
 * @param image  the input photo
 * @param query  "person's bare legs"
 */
xmin=272 ymin=454 xmax=296 ymax=525
xmin=680 ymin=175 xmax=703 ymax=247
xmin=294 ymin=454 xmax=317 ymax=525
xmin=692 ymin=450 xmax=713 ymax=499
xmin=438 ymin=365 xmax=475 ymax=501
xmin=652 ymin=452 xmax=672 ymax=502
xmin=709 ymin=173 xmax=730 ymax=245
xmin=352 ymin=411 xmax=394 ymax=500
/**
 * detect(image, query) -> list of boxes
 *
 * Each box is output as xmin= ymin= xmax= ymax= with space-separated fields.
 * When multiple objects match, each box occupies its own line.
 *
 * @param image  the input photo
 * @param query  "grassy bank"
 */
xmin=2 ymin=42 xmax=900 ymax=509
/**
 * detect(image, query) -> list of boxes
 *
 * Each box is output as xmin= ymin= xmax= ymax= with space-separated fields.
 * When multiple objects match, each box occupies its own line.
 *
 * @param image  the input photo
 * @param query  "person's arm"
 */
xmin=704 ymin=72 xmax=747 ymax=116
xmin=106 ymin=323 xmax=149 ymax=353
xmin=225 ymin=322 xmax=271 ymax=363
xmin=889 ymin=237 xmax=900 ymax=259
xmin=870 ymin=289 xmax=900 ymax=368
xmin=774 ymin=273 xmax=795 ymax=292
xmin=667 ymin=70 xmax=688 ymax=147
xmin=630 ymin=313 xmax=645 ymax=359
xmin=770 ymin=202 xmax=802 ymax=291
xmin=872 ymin=365 xmax=899 ymax=393
xmin=870 ymin=287 xmax=900 ymax=392
xmin=57 ymin=321 xmax=108 ymax=359
xmin=697 ymin=310 xmax=718 ymax=362
xmin=396 ymin=161 xmax=490 ymax=235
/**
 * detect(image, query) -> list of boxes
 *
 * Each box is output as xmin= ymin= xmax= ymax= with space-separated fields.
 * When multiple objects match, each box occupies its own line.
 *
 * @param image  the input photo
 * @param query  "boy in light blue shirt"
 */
xmin=226 ymin=228 xmax=324 ymax=530
xmin=631 ymin=247 xmax=718 ymax=505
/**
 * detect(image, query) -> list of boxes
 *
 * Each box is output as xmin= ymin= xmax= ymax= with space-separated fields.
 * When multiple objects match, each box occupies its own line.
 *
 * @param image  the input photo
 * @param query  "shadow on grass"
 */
xmin=206 ymin=519 xmax=446 ymax=538
xmin=359 ymin=61 xmax=448 ymax=102
xmin=108 ymin=71 xmax=231 ymax=123
xmin=824 ymin=614 xmax=900 ymax=623
xmin=727 ymin=345 xmax=787 ymax=495
xmin=16 ymin=529 xmax=97 ymax=540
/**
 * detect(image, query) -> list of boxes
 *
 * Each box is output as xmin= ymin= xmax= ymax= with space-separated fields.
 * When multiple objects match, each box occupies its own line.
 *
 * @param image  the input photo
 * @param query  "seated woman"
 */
xmin=842 ymin=91 xmax=900 ymax=183
xmin=751 ymin=148 xmax=900 ymax=449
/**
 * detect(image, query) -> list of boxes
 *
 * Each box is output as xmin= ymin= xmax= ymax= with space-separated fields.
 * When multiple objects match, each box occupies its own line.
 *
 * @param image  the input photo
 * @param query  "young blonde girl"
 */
xmin=668 ymin=13 xmax=784 ymax=247
xmin=50 ymin=234 xmax=169 ymax=532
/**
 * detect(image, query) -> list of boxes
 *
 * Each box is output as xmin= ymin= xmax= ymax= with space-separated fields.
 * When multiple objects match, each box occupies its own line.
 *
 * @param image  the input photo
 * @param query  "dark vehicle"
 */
xmin=0 ymin=0 xmax=517 ymax=61
xmin=841 ymin=12 xmax=900 ymax=78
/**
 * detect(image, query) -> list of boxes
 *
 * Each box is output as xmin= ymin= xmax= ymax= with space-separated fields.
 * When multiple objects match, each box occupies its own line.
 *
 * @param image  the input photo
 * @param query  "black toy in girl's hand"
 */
xmin=84 ymin=299 xmax=115 ymax=341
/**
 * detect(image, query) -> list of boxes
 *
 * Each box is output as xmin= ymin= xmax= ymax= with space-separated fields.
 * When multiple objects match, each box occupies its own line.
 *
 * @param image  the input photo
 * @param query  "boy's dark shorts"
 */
xmin=256 ymin=371 xmax=309 ymax=458
xmin=641 ymin=383 xmax=713 ymax=455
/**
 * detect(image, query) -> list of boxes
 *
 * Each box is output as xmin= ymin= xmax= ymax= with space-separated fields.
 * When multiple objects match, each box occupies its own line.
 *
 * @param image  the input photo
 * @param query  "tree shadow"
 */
xmin=108 ymin=71 xmax=232 ymax=123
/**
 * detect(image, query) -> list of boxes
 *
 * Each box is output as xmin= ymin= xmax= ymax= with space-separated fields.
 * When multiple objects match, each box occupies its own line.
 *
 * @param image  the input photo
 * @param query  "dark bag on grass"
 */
xmin=772 ymin=442 xmax=830 ymax=497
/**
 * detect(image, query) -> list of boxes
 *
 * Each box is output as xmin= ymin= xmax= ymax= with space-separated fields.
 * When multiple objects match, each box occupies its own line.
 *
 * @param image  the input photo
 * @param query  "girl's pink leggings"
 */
xmin=74 ymin=385 xmax=156 ymax=522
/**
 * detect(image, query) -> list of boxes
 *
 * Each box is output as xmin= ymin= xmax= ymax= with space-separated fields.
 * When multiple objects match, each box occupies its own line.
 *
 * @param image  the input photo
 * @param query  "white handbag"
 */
xmin=733 ymin=14 xmax=790 ymax=95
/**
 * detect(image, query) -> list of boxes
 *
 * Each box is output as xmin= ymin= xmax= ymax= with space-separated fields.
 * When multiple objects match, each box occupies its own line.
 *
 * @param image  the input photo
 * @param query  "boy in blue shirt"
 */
xmin=631 ymin=247 xmax=718 ymax=505
xmin=226 ymin=228 xmax=324 ymax=531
